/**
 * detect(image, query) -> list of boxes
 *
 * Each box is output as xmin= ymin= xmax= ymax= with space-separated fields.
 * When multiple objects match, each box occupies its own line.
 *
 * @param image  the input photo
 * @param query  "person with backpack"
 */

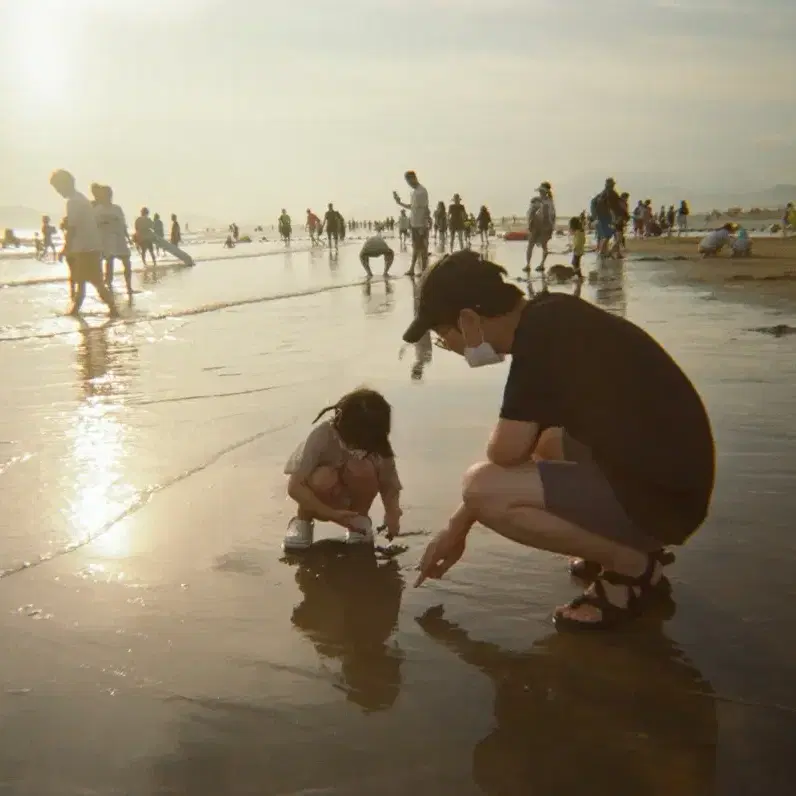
xmin=524 ymin=181 xmax=556 ymax=273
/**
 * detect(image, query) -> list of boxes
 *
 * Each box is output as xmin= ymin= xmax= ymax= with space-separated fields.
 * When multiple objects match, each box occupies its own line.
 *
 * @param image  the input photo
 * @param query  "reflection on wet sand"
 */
xmin=591 ymin=259 xmax=628 ymax=317
xmin=417 ymin=605 xmax=717 ymax=796
xmin=362 ymin=277 xmax=395 ymax=316
xmin=289 ymin=541 xmax=405 ymax=713
xmin=410 ymin=276 xmax=433 ymax=381
xmin=68 ymin=320 xmax=138 ymax=554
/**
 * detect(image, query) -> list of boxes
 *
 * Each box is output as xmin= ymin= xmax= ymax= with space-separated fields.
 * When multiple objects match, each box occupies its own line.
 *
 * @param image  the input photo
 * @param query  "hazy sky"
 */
xmin=1 ymin=0 xmax=794 ymax=221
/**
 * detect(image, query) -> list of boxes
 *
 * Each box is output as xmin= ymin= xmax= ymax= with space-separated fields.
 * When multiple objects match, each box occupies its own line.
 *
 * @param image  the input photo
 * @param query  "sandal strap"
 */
xmin=602 ymin=552 xmax=658 ymax=591
xmin=556 ymin=579 xmax=635 ymax=629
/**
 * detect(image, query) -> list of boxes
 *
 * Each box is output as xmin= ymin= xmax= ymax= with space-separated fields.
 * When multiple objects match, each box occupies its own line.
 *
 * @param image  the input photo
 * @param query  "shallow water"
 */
xmin=1 ymin=237 xmax=795 ymax=795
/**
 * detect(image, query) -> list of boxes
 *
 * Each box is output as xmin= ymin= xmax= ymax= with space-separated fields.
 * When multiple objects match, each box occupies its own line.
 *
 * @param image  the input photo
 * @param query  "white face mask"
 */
xmin=463 ymin=328 xmax=504 ymax=368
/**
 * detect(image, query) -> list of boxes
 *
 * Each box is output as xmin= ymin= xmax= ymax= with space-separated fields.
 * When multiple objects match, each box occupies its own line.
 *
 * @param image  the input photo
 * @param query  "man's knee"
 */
xmin=534 ymin=427 xmax=565 ymax=461
xmin=462 ymin=461 xmax=503 ymax=509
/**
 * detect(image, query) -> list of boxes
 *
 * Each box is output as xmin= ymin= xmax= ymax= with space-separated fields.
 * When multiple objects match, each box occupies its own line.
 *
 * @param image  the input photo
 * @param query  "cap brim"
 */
xmin=403 ymin=316 xmax=430 ymax=344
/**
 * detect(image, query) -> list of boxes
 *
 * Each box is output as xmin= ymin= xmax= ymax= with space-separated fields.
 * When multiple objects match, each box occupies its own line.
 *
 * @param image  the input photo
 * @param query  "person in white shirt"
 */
xmin=92 ymin=183 xmax=133 ymax=296
xmin=524 ymin=181 xmax=556 ymax=273
xmin=49 ymin=169 xmax=118 ymax=317
xmin=393 ymin=170 xmax=429 ymax=276
xmin=698 ymin=223 xmax=735 ymax=257
xmin=397 ymin=209 xmax=411 ymax=247
xmin=359 ymin=236 xmax=395 ymax=277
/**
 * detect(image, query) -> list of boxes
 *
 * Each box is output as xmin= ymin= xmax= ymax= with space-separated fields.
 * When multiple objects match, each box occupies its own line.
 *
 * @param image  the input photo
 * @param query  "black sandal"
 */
xmin=554 ymin=553 xmax=661 ymax=631
xmin=568 ymin=548 xmax=675 ymax=583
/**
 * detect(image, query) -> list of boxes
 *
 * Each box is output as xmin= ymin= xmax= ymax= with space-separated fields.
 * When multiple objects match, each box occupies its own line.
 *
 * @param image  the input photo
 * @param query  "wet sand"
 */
xmin=1 ymin=239 xmax=795 ymax=795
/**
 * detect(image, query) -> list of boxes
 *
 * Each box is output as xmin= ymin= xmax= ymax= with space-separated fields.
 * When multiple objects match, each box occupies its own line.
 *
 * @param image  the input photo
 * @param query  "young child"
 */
xmin=569 ymin=216 xmax=586 ymax=278
xmin=283 ymin=388 xmax=403 ymax=552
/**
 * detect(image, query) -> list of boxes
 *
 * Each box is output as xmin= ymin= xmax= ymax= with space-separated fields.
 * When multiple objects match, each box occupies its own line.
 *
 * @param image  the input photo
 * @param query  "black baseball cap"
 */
xmin=402 ymin=251 xmax=511 ymax=343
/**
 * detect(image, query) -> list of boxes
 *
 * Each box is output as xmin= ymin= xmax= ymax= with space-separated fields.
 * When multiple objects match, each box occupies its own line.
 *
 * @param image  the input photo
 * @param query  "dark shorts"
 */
xmin=595 ymin=218 xmax=614 ymax=241
xmin=537 ymin=432 xmax=662 ymax=552
xmin=411 ymin=227 xmax=428 ymax=250
xmin=67 ymin=251 xmax=103 ymax=284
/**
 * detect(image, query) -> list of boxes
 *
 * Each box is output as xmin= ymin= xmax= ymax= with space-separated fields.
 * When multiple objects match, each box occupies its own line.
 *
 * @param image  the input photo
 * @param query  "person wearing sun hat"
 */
xmin=406 ymin=250 xmax=715 ymax=631
xmin=524 ymin=181 xmax=556 ymax=273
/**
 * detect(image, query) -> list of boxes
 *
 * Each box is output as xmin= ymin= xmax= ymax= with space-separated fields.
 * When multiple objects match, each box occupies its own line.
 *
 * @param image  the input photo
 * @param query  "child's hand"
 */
xmin=332 ymin=509 xmax=362 ymax=529
xmin=384 ymin=508 xmax=403 ymax=539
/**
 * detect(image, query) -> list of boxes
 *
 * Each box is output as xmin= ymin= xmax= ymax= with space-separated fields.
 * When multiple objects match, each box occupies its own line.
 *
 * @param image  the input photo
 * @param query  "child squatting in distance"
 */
xmin=283 ymin=388 xmax=403 ymax=551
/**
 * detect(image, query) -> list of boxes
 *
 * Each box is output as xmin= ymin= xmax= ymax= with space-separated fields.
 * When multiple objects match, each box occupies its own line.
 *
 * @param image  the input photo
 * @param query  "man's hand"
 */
xmin=393 ymin=191 xmax=401 ymax=204
xmin=415 ymin=526 xmax=467 ymax=587
xmin=384 ymin=508 xmax=402 ymax=539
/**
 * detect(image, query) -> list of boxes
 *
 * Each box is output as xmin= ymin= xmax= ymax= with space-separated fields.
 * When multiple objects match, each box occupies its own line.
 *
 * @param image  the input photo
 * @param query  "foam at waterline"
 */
xmin=0 ymin=240 xmax=357 ymax=289
xmin=0 ymin=278 xmax=369 ymax=343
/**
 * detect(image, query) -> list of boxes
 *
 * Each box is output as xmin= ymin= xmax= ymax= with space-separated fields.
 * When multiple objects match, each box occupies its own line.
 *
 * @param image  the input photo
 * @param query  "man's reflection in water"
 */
xmin=410 ymin=276 xmax=432 ymax=380
xmin=362 ymin=277 xmax=395 ymax=316
xmin=289 ymin=542 xmax=405 ymax=713
xmin=590 ymin=259 xmax=627 ymax=317
xmin=417 ymin=606 xmax=717 ymax=796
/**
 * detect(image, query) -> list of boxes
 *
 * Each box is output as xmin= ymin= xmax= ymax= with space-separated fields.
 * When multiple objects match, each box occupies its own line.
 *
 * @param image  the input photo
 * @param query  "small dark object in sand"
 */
xmin=547 ymin=264 xmax=577 ymax=282
xmin=751 ymin=324 xmax=796 ymax=338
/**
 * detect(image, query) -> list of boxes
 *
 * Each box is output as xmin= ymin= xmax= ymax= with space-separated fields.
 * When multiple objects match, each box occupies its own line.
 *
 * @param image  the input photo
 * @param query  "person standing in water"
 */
xmin=524 ymin=182 xmax=556 ymax=273
xmin=397 ymin=209 xmax=411 ymax=248
xmin=92 ymin=184 xmax=134 ymax=297
xmin=152 ymin=213 xmax=165 ymax=255
xmin=41 ymin=215 xmax=58 ymax=260
xmin=433 ymin=201 xmax=448 ymax=248
xmin=134 ymin=208 xmax=158 ymax=267
xmin=49 ymin=169 xmax=118 ymax=317
xmin=393 ymin=170 xmax=429 ymax=277
xmin=170 ymin=214 xmax=182 ymax=246
xmin=477 ymin=205 xmax=492 ymax=246
xmin=321 ymin=203 xmax=340 ymax=250
xmin=448 ymin=194 xmax=468 ymax=252
xmin=306 ymin=209 xmax=321 ymax=245
xmin=279 ymin=209 xmax=292 ymax=245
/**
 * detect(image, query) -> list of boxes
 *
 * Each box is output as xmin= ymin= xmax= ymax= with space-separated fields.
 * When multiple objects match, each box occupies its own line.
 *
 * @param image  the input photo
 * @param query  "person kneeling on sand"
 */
xmin=404 ymin=251 xmax=715 ymax=630
xmin=283 ymin=388 xmax=403 ymax=552
xmin=698 ymin=223 xmax=735 ymax=257
xmin=359 ymin=236 xmax=395 ymax=277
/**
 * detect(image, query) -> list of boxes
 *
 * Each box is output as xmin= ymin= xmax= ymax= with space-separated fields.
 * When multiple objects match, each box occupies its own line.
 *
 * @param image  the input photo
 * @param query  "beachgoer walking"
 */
xmin=279 ymin=209 xmax=292 ymax=245
xmin=321 ymin=203 xmax=340 ymax=250
xmin=525 ymin=182 xmax=556 ymax=273
xmin=152 ymin=213 xmax=165 ymax=254
xmin=666 ymin=205 xmax=676 ymax=238
xmin=282 ymin=388 xmax=403 ymax=552
xmin=49 ymin=169 xmax=118 ymax=317
xmin=306 ymin=209 xmax=321 ymax=244
xmin=92 ymin=184 xmax=134 ymax=296
xmin=590 ymin=178 xmax=627 ymax=259
xmin=134 ymin=208 xmax=157 ymax=267
xmin=448 ymin=194 xmax=468 ymax=253
xmin=170 ymin=214 xmax=181 ymax=246
xmin=398 ymin=209 xmax=411 ymax=248
xmin=403 ymin=251 xmax=714 ymax=630
xmin=359 ymin=236 xmax=395 ymax=277
xmin=40 ymin=215 xmax=58 ymax=260
xmin=433 ymin=201 xmax=448 ymax=248
xmin=477 ymin=205 xmax=492 ymax=246
xmin=393 ymin=170 xmax=429 ymax=276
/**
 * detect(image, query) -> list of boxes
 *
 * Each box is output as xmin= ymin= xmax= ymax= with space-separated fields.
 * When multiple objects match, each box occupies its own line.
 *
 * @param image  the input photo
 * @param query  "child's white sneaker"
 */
xmin=345 ymin=516 xmax=374 ymax=545
xmin=283 ymin=517 xmax=314 ymax=551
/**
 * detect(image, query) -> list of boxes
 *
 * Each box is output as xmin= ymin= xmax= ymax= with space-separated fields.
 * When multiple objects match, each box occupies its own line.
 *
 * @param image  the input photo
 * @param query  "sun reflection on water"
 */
xmin=67 ymin=322 xmax=138 ymax=557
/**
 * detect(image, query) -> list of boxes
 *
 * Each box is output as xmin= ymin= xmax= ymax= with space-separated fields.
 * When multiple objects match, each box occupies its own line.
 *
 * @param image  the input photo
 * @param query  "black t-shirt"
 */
xmin=449 ymin=203 xmax=467 ymax=230
xmin=500 ymin=293 xmax=714 ymax=544
xmin=324 ymin=210 xmax=339 ymax=233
